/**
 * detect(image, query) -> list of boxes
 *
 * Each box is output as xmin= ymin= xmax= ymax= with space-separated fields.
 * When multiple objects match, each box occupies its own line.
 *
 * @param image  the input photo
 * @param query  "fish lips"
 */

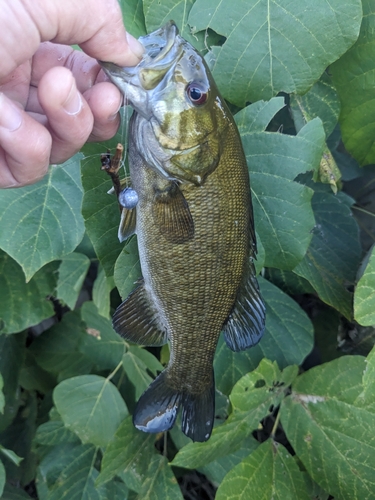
xmin=99 ymin=21 xmax=183 ymax=115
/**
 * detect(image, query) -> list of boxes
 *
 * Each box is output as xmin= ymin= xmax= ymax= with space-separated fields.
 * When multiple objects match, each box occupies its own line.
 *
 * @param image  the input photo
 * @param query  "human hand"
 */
xmin=0 ymin=0 xmax=144 ymax=188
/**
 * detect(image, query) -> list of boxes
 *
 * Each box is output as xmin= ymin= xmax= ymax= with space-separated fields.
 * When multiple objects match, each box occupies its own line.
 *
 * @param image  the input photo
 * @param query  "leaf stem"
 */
xmin=270 ymin=409 xmax=281 ymax=440
xmin=107 ymin=360 xmax=123 ymax=382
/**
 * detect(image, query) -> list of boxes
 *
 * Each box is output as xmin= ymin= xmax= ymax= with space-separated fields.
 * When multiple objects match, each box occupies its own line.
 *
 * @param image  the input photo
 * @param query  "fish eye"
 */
xmin=186 ymin=83 xmax=208 ymax=105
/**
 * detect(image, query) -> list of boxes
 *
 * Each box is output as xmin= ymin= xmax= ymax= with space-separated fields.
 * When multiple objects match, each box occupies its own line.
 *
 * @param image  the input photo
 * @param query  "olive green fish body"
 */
xmin=100 ymin=22 xmax=265 ymax=441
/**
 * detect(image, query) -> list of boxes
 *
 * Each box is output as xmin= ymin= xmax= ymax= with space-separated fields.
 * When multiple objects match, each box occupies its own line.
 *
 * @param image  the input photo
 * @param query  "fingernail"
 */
xmin=126 ymin=32 xmax=144 ymax=60
xmin=0 ymin=93 xmax=22 ymax=131
xmin=63 ymin=82 xmax=82 ymax=115
xmin=109 ymin=101 xmax=122 ymax=121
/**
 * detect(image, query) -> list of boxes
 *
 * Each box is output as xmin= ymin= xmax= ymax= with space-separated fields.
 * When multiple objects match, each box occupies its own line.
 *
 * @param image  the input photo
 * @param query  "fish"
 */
xmin=100 ymin=21 xmax=266 ymax=442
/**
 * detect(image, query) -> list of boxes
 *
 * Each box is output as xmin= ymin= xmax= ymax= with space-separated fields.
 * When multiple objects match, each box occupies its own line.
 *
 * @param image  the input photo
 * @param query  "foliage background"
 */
xmin=0 ymin=0 xmax=375 ymax=498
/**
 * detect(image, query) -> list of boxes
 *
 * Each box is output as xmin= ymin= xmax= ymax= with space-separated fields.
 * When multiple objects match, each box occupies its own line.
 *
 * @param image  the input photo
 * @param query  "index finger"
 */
xmin=1 ymin=0 xmax=143 ymax=78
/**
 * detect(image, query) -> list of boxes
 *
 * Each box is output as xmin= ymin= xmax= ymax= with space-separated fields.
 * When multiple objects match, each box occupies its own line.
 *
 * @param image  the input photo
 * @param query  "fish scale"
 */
xmin=100 ymin=21 xmax=265 ymax=441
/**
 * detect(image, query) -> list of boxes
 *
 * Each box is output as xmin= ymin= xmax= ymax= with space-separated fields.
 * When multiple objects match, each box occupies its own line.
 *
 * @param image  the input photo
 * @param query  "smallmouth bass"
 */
xmin=100 ymin=21 xmax=266 ymax=442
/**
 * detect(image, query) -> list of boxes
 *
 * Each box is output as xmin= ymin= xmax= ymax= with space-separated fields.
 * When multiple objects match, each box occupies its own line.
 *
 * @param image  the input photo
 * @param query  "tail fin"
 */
xmin=133 ymin=370 xmax=215 ymax=442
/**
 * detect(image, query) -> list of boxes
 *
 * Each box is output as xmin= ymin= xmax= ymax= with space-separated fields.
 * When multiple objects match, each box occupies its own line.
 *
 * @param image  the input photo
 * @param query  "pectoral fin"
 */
xmin=223 ymin=261 xmax=266 ymax=351
xmin=113 ymin=281 xmax=168 ymax=346
xmin=152 ymin=182 xmax=194 ymax=244
xmin=118 ymin=207 xmax=136 ymax=242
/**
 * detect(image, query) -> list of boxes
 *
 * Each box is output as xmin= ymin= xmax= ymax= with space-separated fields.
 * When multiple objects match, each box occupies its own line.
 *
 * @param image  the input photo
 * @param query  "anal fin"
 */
xmin=113 ymin=282 xmax=168 ymax=346
xmin=223 ymin=261 xmax=266 ymax=351
xmin=152 ymin=182 xmax=194 ymax=244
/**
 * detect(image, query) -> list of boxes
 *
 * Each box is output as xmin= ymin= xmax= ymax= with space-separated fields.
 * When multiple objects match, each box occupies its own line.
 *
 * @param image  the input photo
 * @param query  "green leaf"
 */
xmin=354 ymin=246 xmax=375 ymax=326
xmin=81 ymin=142 xmax=124 ymax=277
xmin=362 ymin=346 xmax=375 ymax=407
xmin=265 ymin=268 xmax=315 ymax=296
xmin=0 ymin=252 xmax=56 ymax=334
xmin=0 ymin=333 xmax=25 ymax=431
xmin=56 ymin=252 xmax=90 ymax=309
xmin=144 ymin=0 xmax=205 ymax=50
xmin=294 ymin=186 xmax=362 ymax=318
xmin=34 ymin=420 xmax=80 ymax=446
xmin=38 ymin=443 xmax=105 ymax=500
xmin=331 ymin=1 xmax=375 ymax=165
xmin=199 ymin=436 xmax=259 ymax=486
xmin=53 ymin=374 xmax=128 ymax=447
xmin=0 ymin=459 xmax=5 ymax=497
xmin=80 ymin=302 xmax=126 ymax=371
xmin=114 ymin=237 xmax=141 ymax=299
xmin=19 ymin=351 xmax=56 ymax=394
xmin=172 ymin=360 xmax=296 ymax=469
xmin=280 ymin=356 xmax=375 ymax=500
xmin=0 ymin=156 xmax=84 ymax=281
xmin=216 ymin=440 xmax=310 ymax=500
xmin=119 ymin=0 xmax=146 ymax=38
xmin=189 ymin=0 xmax=362 ymax=105
xmin=122 ymin=347 xmax=163 ymax=399
xmin=92 ymin=265 xmax=115 ymax=319
xmin=96 ymin=416 xmax=156 ymax=491
xmin=1 ymin=483 xmax=32 ymax=499
xmin=137 ymin=455 xmax=183 ymax=500
xmin=29 ymin=311 xmax=94 ymax=380
xmin=290 ymin=73 xmax=340 ymax=138
xmin=0 ymin=446 xmax=23 ymax=466
xmin=237 ymin=103 xmax=324 ymax=269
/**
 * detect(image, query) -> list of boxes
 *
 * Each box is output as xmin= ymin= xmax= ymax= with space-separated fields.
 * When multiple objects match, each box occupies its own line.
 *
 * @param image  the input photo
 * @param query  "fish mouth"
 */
xmin=99 ymin=21 xmax=182 ymax=91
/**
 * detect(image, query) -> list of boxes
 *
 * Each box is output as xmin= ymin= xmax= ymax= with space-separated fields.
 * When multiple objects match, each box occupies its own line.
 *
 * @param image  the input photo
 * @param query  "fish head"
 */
xmin=100 ymin=21 xmax=230 ymax=185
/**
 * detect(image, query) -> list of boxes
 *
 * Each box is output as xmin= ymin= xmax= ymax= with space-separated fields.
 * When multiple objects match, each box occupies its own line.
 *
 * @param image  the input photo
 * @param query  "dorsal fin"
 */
xmin=113 ymin=282 xmax=168 ymax=346
xmin=223 ymin=261 xmax=266 ymax=351
xmin=152 ymin=182 xmax=194 ymax=244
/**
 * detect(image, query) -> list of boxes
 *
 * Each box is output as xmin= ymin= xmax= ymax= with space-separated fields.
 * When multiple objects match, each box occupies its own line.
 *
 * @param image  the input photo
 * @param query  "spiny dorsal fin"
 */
xmin=113 ymin=282 xmax=168 ymax=346
xmin=118 ymin=207 xmax=136 ymax=242
xmin=223 ymin=261 xmax=266 ymax=351
xmin=152 ymin=182 xmax=194 ymax=244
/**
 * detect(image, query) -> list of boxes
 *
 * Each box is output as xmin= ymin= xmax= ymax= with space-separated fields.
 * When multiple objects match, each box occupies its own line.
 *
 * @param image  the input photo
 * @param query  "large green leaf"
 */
xmin=137 ymin=455 xmax=183 ymax=500
xmin=199 ymin=436 xmax=259 ymax=486
xmin=354 ymin=246 xmax=375 ymax=326
xmin=122 ymin=346 xmax=163 ymax=399
xmin=81 ymin=142 xmax=124 ymax=277
xmin=216 ymin=440 xmax=310 ymax=500
xmin=189 ymin=0 xmax=362 ymax=105
xmin=96 ymin=416 xmax=156 ymax=490
xmin=143 ymin=0 xmax=209 ymax=51
xmin=119 ymin=0 xmax=147 ymax=38
xmin=92 ymin=265 xmax=115 ymax=319
xmin=172 ymin=360 xmax=297 ymax=469
xmin=331 ymin=0 xmax=375 ymax=165
xmin=290 ymin=73 xmax=340 ymax=138
xmin=29 ymin=311 xmax=93 ymax=380
xmin=35 ymin=420 xmax=80 ymax=447
xmin=1 ymin=483 xmax=32 ymax=499
xmin=294 ymin=186 xmax=362 ymax=318
xmin=114 ymin=237 xmax=141 ymax=300
xmin=236 ymin=101 xmax=324 ymax=270
xmin=37 ymin=443 xmax=107 ymax=500
xmin=56 ymin=252 xmax=90 ymax=309
xmin=53 ymin=375 xmax=128 ymax=447
xmin=0 ymin=156 xmax=84 ymax=281
xmin=280 ymin=356 xmax=375 ymax=500
xmin=80 ymin=302 xmax=126 ymax=371
xmin=0 ymin=251 xmax=56 ymax=334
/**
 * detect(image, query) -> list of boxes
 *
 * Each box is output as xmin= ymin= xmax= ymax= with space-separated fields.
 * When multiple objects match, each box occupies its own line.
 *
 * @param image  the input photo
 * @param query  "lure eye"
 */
xmin=186 ymin=83 xmax=208 ymax=105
